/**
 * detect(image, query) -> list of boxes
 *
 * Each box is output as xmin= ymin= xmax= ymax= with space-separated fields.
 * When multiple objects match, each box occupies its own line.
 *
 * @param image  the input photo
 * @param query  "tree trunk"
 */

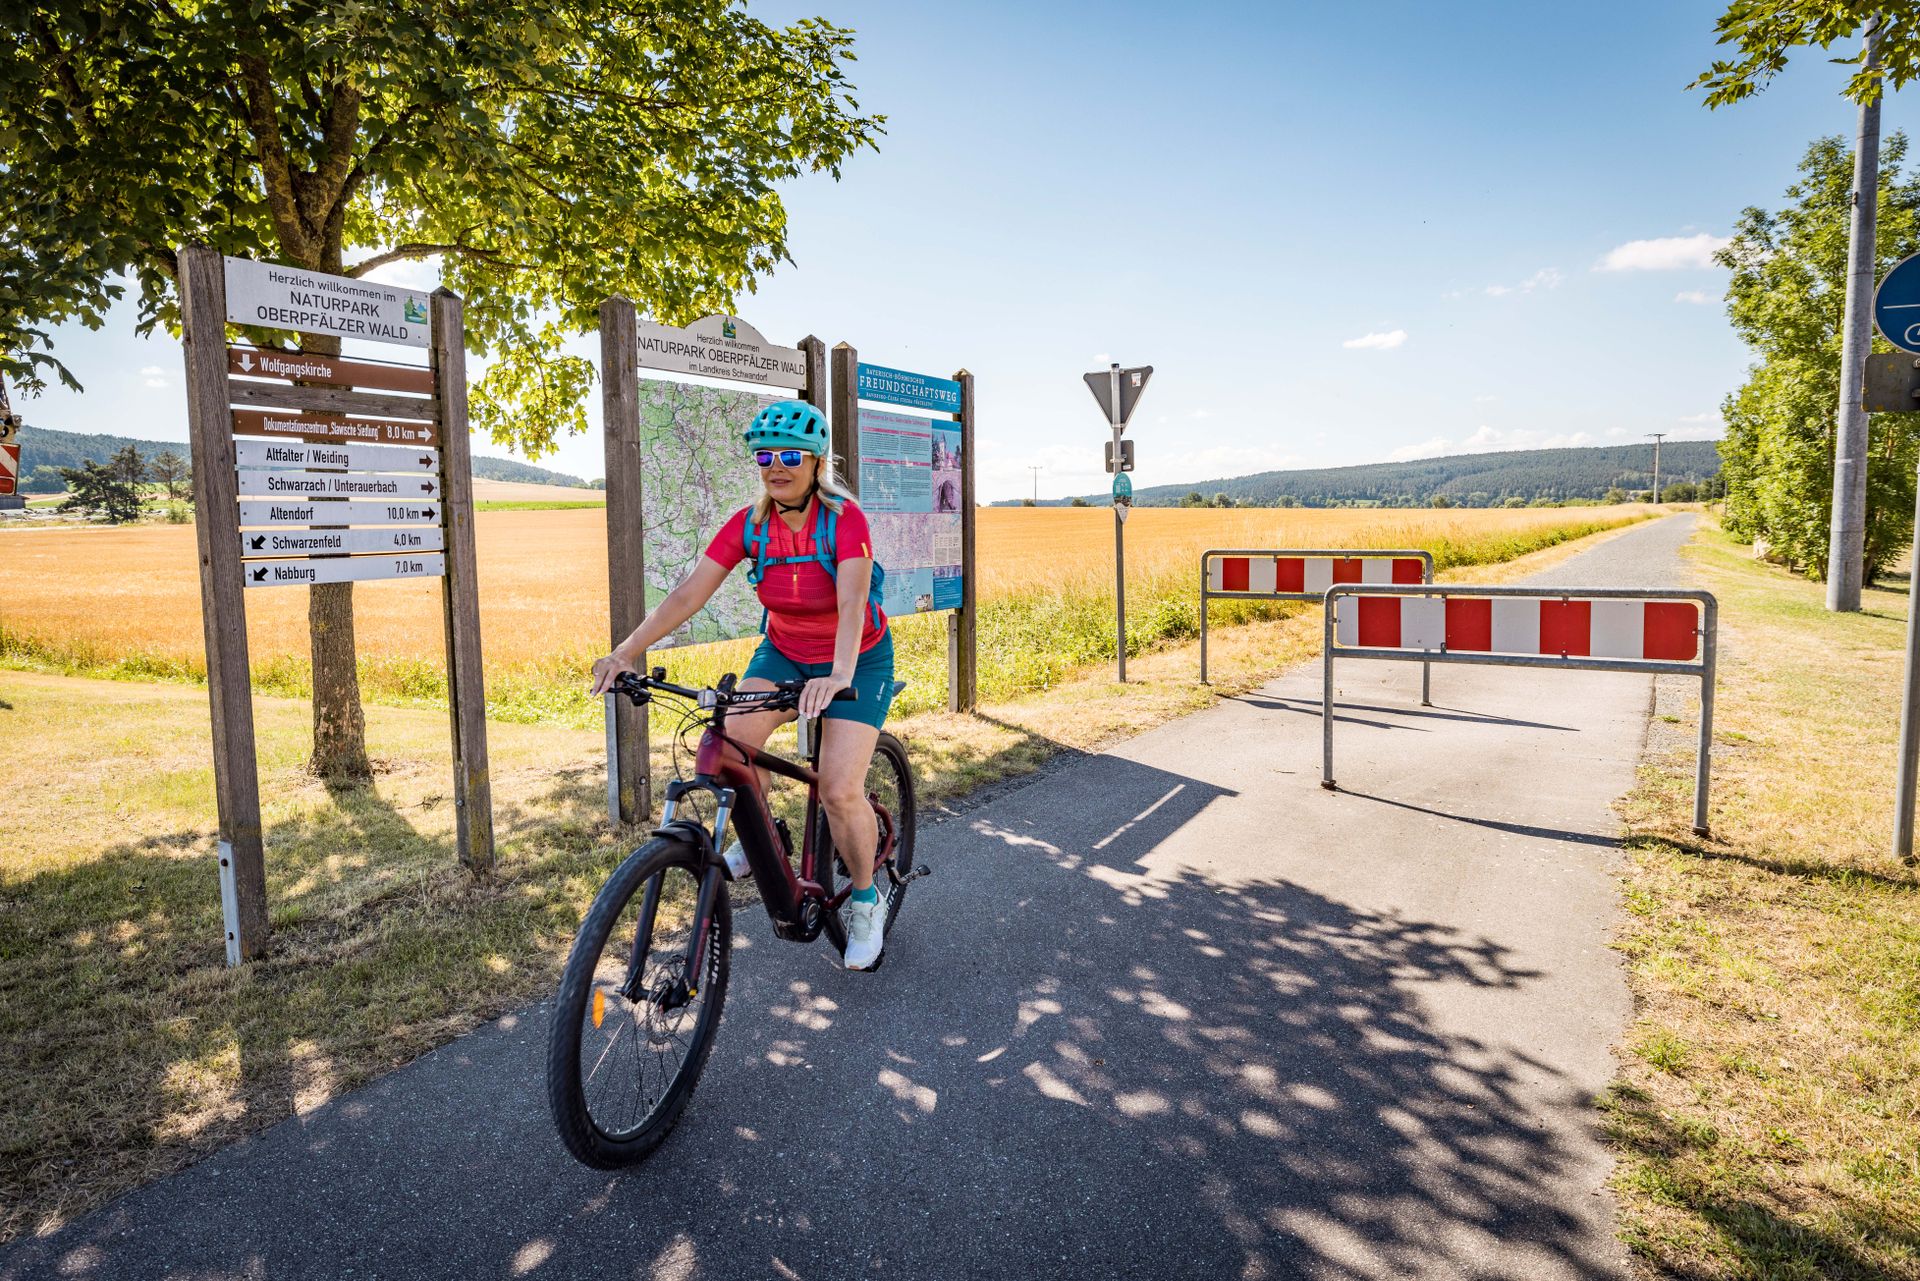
xmin=299 ymin=326 xmax=372 ymax=781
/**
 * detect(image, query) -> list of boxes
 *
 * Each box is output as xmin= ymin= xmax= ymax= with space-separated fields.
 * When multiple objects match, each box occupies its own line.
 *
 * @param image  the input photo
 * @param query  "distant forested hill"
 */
xmin=1011 ymin=441 xmax=1722 ymax=508
xmin=14 ymin=425 xmax=587 ymax=491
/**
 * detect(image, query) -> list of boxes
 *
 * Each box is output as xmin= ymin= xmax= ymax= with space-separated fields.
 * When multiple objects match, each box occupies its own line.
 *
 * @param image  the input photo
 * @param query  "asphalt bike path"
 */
xmin=3 ymin=514 xmax=1699 ymax=1281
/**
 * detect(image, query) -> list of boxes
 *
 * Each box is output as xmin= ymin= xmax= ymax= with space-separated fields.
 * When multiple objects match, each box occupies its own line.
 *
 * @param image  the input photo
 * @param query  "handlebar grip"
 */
xmin=833 ymin=687 xmax=858 ymax=701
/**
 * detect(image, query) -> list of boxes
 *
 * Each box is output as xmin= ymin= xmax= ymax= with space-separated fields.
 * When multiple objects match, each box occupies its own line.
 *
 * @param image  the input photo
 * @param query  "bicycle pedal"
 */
xmin=895 ymin=864 xmax=932 ymax=885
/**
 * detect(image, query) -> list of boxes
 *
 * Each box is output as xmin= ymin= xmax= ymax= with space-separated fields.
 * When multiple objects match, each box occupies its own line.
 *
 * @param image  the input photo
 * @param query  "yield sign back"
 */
xmin=1084 ymin=366 xmax=1153 ymax=427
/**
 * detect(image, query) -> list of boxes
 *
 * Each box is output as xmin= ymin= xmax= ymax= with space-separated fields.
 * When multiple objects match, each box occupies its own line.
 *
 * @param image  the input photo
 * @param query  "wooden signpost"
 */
xmin=596 ymin=301 xmax=827 ymax=825
xmin=832 ymin=345 xmax=978 ymax=712
xmin=178 ymin=245 xmax=492 ymax=965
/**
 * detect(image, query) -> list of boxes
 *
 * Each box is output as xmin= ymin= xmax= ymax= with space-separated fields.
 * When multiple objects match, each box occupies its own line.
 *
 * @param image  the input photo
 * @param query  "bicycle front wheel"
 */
xmin=547 ymin=835 xmax=730 ymax=1168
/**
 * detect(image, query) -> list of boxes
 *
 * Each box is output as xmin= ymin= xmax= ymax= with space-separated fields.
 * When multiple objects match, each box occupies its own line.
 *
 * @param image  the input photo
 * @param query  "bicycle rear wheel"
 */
xmin=547 ymin=836 xmax=730 ymax=1168
xmin=819 ymin=730 xmax=917 ymax=941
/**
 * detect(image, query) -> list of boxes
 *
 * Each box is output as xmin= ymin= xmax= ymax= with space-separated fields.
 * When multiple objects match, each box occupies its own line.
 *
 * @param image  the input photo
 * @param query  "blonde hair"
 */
xmin=751 ymin=450 xmax=856 ymax=524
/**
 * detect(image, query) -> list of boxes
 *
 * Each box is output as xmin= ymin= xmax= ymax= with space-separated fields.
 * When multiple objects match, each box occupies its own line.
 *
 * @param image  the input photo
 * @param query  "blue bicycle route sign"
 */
xmin=1874 ymin=253 xmax=1920 ymax=354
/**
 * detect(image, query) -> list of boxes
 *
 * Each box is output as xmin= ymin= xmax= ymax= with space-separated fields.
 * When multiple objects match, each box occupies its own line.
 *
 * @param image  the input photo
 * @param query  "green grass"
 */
xmin=1606 ymin=520 xmax=1920 ymax=1280
xmin=471 ymin=499 xmax=604 ymax=512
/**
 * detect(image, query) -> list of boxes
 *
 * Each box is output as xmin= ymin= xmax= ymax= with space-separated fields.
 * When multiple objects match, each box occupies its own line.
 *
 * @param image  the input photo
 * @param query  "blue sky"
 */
xmin=23 ymin=0 xmax=1912 ymax=501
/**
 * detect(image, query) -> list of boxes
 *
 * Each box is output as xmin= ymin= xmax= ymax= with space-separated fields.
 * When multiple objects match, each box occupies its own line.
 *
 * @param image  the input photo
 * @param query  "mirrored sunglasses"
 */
xmin=755 ymin=449 xmax=807 ymax=468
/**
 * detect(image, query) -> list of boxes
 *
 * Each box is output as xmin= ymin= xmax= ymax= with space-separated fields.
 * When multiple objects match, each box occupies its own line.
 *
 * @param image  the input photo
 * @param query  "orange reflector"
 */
xmin=592 ymin=990 xmax=605 ymax=1028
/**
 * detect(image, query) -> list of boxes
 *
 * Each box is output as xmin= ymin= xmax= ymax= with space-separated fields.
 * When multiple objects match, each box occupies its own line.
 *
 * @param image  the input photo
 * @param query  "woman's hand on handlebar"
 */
xmin=798 ymin=672 xmax=852 ymax=718
xmin=590 ymin=652 xmax=636 ymax=696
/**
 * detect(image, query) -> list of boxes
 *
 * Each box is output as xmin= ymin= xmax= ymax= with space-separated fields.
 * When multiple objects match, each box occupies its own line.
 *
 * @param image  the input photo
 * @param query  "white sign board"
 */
xmin=238 ymin=498 xmax=439 ymax=526
xmin=235 ymin=469 xmax=440 ymax=501
xmin=244 ymin=554 xmax=445 ymax=588
xmin=233 ymin=438 xmax=438 ymax=474
xmin=242 ymin=527 xmax=444 ymax=558
xmin=224 ymin=256 xmax=431 ymax=348
xmin=633 ymin=314 xmax=807 ymax=388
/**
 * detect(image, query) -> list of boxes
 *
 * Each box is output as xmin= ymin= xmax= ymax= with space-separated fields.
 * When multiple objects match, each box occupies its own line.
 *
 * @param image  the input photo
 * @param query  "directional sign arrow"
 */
xmin=237 ymin=351 xmax=255 ymax=373
xmin=248 ymin=534 xmax=267 ymax=550
xmin=420 ymin=480 xmax=437 ymax=495
xmin=251 ymin=566 xmax=268 ymax=582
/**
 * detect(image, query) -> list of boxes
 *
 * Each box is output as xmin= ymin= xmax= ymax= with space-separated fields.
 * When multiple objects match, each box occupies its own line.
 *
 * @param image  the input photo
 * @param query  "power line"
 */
xmin=1646 ymin=433 xmax=1667 ymax=504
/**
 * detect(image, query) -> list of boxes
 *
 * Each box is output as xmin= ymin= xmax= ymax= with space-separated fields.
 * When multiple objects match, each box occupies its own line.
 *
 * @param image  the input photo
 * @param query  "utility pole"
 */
xmin=1647 ymin=432 xmax=1666 ymax=504
xmin=1027 ymin=465 xmax=1042 ymax=505
xmin=1830 ymin=18 xmax=1883 ymax=612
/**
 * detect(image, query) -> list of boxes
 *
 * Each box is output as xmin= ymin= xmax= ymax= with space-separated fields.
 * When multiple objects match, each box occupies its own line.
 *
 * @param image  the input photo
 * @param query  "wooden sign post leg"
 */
xmin=829 ymin=342 xmax=858 ymax=497
xmin=179 ymin=245 xmax=268 ymax=964
xmin=430 ymin=290 xmax=495 ymax=872
xmin=600 ymin=296 xmax=650 ymax=825
xmin=952 ymin=369 xmax=978 ymax=713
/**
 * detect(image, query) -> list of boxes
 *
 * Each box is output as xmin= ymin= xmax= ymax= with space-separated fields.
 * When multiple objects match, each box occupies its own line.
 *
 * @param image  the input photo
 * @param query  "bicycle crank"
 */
xmin=890 ymin=864 xmax=932 ymax=886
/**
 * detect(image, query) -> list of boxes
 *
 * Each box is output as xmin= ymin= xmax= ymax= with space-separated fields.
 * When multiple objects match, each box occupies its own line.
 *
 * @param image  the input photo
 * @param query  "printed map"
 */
xmin=638 ymin=379 xmax=779 ymax=646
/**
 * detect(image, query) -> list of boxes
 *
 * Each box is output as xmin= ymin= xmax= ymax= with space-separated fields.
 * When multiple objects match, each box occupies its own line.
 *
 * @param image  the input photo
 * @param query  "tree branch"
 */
xmin=236 ymin=52 xmax=315 ymax=264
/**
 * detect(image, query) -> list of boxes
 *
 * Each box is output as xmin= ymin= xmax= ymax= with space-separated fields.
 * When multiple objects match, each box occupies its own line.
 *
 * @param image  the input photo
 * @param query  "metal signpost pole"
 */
xmin=953 ymin=368 xmax=979 ymax=712
xmin=1830 ymin=19 xmax=1884 ymax=613
xmin=1110 ymin=364 xmax=1126 ymax=682
xmin=1896 ymin=460 xmax=1920 ymax=861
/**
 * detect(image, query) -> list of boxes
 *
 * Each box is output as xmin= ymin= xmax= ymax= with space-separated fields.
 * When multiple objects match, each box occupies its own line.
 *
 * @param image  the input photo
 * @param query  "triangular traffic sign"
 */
xmin=1084 ymin=365 xmax=1153 ymax=427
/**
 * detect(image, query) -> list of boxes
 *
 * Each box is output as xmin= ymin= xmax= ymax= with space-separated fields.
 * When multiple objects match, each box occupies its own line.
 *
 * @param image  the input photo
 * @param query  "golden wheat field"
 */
xmin=0 ymin=506 xmax=1645 ymax=675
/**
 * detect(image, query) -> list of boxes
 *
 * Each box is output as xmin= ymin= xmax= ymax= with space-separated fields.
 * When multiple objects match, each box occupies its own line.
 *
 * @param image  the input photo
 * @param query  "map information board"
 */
xmin=638 ymin=379 xmax=779 ymax=646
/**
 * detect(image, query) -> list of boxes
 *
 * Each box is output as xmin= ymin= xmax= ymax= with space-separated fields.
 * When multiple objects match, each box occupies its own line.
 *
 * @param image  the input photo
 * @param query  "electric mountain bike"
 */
xmin=546 ymin=668 xmax=923 ymax=1168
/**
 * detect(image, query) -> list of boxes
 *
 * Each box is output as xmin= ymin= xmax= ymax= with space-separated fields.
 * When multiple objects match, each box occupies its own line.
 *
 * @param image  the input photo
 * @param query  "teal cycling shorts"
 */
xmin=744 ymin=630 xmax=896 ymax=729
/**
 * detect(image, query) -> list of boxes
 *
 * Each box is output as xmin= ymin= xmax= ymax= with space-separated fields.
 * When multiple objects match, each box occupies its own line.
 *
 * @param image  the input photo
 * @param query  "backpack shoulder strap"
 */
xmin=741 ymin=511 xmax=771 ymax=586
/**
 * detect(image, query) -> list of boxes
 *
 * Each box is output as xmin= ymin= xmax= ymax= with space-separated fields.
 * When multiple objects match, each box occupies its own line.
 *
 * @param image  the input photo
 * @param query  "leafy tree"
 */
xmin=1603 ymin=487 xmax=1629 ymax=504
xmin=1179 ymin=490 xmax=1205 ymax=508
xmin=1 ymin=2 xmax=882 ymax=777
xmin=57 ymin=445 xmax=146 ymax=522
xmin=1718 ymin=135 xmax=1920 ymax=575
xmin=1211 ymin=492 xmax=1233 ymax=508
xmin=1662 ymin=481 xmax=1701 ymax=503
xmin=1430 ymin=493 xmax=1452 ymax=508
xmin=1068 ymin=495 xmax=1089 ymax=507
xmin=149 ymin=449 xmax=191 ymax=502
xmin=1693 ymin=3 xmax=1920 ymax=109
xmin=22 ymin=465 xmax=65 ymax=494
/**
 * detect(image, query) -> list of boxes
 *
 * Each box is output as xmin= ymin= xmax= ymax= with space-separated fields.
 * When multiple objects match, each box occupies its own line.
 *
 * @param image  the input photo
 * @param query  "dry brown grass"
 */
xmin=1605 ymin=521 xmax=1920 ymax=1279
xmin=0 ymin=505 xmax=1653 ymax=677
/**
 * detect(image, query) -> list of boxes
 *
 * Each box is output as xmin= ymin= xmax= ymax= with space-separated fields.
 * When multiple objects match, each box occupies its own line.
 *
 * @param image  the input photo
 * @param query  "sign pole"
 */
xmin=430 ymin=289 xmax=495 ymax=873
xmin=952 ymin=368 xmax=978 ymax=712
xmin=179 ymin=245 xmax=268 ymax=964
xmin=1896 ymin=457 xmax=1920 ymax=862
xmin=599 ymin=295 xmax=649 ymax=826
xmin=1110 ymin=364 xmax=1126 ymax=682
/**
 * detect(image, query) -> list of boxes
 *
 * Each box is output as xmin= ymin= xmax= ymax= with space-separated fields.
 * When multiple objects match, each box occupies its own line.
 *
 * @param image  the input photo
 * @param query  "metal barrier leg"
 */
xmin=1200 ymin=585 xmax=1209 ymax=685
xmin=1322 ymin=600 xmax=1337 ymax=790
xmin=1694 ymin=601 xmax=1716 ymax=837
xmin=1421 ymin=658 xmax=1432 ymax=707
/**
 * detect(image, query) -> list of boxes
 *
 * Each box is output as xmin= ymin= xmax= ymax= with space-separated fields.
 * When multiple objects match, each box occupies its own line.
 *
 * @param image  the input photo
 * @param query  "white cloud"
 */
xmin=1678 ymin=411 xmax=1721 ymax=425
xmin=1453 ymin=267 xmax=1562 ymax=299
xmin=140 ymin=364 xmax=168 ymax=388
xmin=1343 ymin=329 xmax=1407 ymax=351
xmin=1473 ymin=394 xmax=1500 ymax=404
xmin=1674 ymin=290 xmax=1713 ymax=304
xmin=1389 ymin=424 xmax=1595 ymax=462
xmin=361 ymin=256 xmax=441 ymax=291
xmin=1594 ymin=233 xmax=1730 ymax=272
xmin=1189 ymin=408 xmax=1212 ymax=420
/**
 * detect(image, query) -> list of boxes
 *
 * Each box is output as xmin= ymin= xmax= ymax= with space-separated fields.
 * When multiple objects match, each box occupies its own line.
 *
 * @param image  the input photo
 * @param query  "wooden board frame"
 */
xmin=596 ymin=298 xmax=828 ymax=826
xmin=178 ymin=245 xmax=494 ymax=965
xmin=832 ymin=343 xmax=978 ymax=713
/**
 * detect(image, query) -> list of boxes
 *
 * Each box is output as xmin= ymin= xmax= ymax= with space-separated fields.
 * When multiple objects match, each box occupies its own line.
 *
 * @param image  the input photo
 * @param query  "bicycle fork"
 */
xmin=621 ymin=787 xmax=734 ymax=1010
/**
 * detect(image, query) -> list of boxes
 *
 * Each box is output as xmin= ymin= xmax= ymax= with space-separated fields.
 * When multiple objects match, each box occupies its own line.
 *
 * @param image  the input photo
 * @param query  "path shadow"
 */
xmin=9 ymin=752 xmax=1633 ymax=1279
xmin=1244 ymin=693 xmax=1577 ymax=734
xmin=1340 ymin=788 xmax=1622 ymax=849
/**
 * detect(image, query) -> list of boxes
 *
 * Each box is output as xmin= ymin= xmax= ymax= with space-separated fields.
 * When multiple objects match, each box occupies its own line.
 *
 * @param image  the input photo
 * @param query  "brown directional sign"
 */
xmin=231 ymin=407 xmax=441 ymax=447
xmin=228 ymin=346 xmax=435 ymax=395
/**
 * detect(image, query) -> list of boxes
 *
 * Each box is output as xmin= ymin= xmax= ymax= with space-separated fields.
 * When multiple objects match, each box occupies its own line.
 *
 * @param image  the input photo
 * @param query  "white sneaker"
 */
xmin=843 ymin=891 xmax=886 ymax=970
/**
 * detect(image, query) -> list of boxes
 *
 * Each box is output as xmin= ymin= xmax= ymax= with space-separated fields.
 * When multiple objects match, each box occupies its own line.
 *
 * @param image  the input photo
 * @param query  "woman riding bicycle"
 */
xmin=590 ymin=400 xmax=897 ymax=970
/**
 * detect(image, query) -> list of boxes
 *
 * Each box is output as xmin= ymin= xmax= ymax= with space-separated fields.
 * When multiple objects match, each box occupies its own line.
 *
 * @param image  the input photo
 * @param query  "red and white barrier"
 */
xmin=1208 ymin=554 xmax=1426 ymax=595
xmin=1333 ymin=594 xmax=1700 ymax=662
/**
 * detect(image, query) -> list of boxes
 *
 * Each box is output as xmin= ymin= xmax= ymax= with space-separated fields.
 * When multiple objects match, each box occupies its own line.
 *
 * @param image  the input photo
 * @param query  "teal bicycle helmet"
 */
xmin=744 ymin=400 xmax=829 ymax=455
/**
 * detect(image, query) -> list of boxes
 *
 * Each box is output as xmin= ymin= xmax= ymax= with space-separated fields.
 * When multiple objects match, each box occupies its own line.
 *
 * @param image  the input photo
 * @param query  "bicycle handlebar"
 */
xmin=610 ymin=669 xmax=856 ymax=711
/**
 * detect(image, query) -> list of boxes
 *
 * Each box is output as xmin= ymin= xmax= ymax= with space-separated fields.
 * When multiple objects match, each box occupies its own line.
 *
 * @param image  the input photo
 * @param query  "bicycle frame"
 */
xmin=635 ymin=707 xmax=898 ymax=1002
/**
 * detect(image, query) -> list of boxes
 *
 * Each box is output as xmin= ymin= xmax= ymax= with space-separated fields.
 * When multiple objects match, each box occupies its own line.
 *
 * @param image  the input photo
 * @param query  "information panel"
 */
xmin=857 ymin=380 xmax=965 ymax=617
xmin=243 ymin=553 xmax=445 ymax=588
xmin=234 ymin=437 xmax=437 ymax=473
xmin=242 ymin=527 xmax=444 ymax=557
xmin=237 ymin=498 xmax=439 ymax=526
